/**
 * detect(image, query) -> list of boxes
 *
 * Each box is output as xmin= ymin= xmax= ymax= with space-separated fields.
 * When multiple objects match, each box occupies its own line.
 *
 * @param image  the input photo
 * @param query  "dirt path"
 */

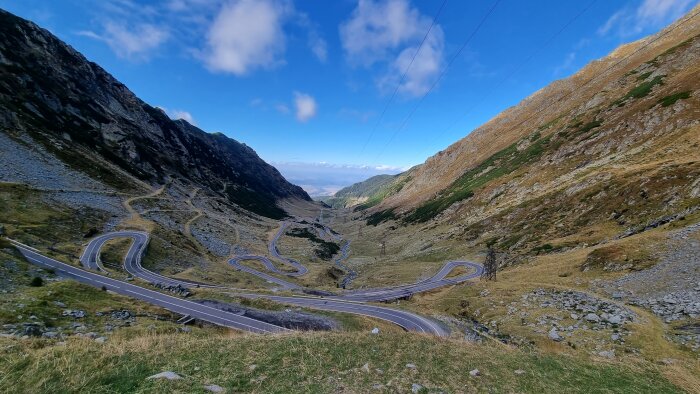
xmin=121 ymin=184 xmax=167 ymax=230
xmin=183 ymin=188 xmax=208 ymax=253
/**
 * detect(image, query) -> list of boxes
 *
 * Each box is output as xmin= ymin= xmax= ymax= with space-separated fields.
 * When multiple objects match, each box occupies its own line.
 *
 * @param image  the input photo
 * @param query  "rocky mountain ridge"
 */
xmin=0 ymin=9 xmax=309 ymax=219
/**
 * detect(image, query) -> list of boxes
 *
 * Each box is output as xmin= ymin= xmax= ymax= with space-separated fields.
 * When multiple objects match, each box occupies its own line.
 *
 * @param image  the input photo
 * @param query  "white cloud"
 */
xmin=293 ymin=92 xmax=318 ymax=122
xmin=275 ymin=103 xmax=291 ymax=114
xmin=382 ymin=27 xmax=444 ymax=96
xmin=309 ymin=32 xmax=328 ymax=62
xmin=553 ymin=52 xmax=576 ymax=76
xmin=598 ymin=0 xmax=694 ymax=37
xmin=78 ymin=22 xmax=169 ymax=61
xmin=203 ymin=0 xmax=288 ymax=75
xmin=339 ymin=0 xmax=445 ymax=97
xmin=171 ymin=110 xmax=196 ymax=124
xmin=158 ymin=106 xmax=197 ymax=125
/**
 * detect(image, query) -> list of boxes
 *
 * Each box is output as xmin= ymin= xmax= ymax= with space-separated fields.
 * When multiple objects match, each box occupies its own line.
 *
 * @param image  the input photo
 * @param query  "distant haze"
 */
xmin=273 ymin=161 xmax=406 ymax=197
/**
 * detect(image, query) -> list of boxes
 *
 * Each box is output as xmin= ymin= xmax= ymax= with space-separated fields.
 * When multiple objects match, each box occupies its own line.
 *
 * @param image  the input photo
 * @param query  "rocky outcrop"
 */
xmin=0 ymin=9 xmax=309 ymax=219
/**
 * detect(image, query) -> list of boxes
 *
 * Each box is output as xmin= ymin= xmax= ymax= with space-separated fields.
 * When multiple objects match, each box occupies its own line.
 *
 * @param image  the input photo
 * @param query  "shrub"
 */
xmin=29 ymin=277 xmax=43 ymax=287
xmin=658 ymin=91 xmax=691 ymax=107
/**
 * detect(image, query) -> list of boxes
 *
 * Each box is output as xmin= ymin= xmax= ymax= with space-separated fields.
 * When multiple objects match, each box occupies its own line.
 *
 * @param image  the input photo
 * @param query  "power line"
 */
xmin=437 ymin=6 xmax=700 ymax=157
xmin=357 ymin=0 xmax=449 ymax=158
xmin=368 ymin=0 xmax=502 ymax=166
xmin=428 ymin=0 xmax=598 ymax=151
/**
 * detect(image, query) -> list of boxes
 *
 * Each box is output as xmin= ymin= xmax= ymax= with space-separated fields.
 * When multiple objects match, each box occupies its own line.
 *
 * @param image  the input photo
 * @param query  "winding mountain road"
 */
xmin=13 ymin=219 xmax=480 ymax=337
xmin=10 ymin=239 xmax=288 ymax=334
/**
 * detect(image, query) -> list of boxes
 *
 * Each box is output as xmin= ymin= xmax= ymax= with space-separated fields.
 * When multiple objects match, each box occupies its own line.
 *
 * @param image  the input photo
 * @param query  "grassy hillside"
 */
xmin=322 ymin=174 xmax=403 ymax=209
xmin=357 ymin=19 xmax=700 ymax=253
xmin=0 ymin=332 xmax=683 ymax=393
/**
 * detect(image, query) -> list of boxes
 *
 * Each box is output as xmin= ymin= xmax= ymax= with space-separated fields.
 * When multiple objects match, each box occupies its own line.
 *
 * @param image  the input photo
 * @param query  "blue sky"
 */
xmin=1 ymin=0 xmax=696 ymax=195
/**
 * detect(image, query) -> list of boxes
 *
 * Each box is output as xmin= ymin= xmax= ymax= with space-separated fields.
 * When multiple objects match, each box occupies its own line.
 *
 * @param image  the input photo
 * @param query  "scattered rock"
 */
xmin=95 ymin=337 xmax=107 ymax=344
xmin=370 ymin=327 xmax=379 ymax=334
xmin=469 ymin=369 xmax=481 ymax=377
xmin=110 ymin=310 xmax=132 ymax=320
xmin=42 ymin=331 xmax=58 ymax=339
xmin=203 ymin=384 xmax=224 ymax=393
xmin=153 ymin=283 xmax=192 ymax=297
xmin=514 ymin=369 xmax=526 ymax=375
xmin=405 ymin=363 xmax=417 ymax=370
xmin=360 ymin=363 xmax=370 ymax=373
xmin=598 ymin=350 xmax=615 ymax=359
xmin=22 ymin=323 xmax=43 ymax=337
xmin=411 ymin=383 xmax=424 ymax=393
xmin=548 ymin=327 xmax=562 ymax=342
xmin=147 ymin=371 xmax=182 ymax=381
xmin=607 ymin=315 xmax=622 ymax=325
xmin=585 ymin=313 xmax=600 ymax=323
xmin=62 ymin=309 xmax=87 ymax=318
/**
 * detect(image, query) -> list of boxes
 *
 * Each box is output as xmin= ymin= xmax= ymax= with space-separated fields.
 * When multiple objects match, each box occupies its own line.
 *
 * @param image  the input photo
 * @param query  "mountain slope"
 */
xmin=323 ymin=174 xmax=401 ymax=208
xmin=359 ymin=6 xmax=700 ymax=252
xmin=0 ymin=9 xmax=309 ymax=219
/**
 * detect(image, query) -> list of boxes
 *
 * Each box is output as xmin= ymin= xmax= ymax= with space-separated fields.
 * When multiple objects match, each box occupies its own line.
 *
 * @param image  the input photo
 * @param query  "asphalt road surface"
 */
xmin=9 ymin=239 xmax=288 ymax=334
xmin=14 ymin=219 xmax=480 ymax=337
xmin=80 ymin=231 xmax=224 ymax=289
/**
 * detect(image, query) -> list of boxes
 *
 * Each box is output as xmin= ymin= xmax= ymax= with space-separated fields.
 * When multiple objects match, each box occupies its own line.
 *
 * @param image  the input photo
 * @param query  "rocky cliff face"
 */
xmin=0 ymin=9 xmax=309 ymax=219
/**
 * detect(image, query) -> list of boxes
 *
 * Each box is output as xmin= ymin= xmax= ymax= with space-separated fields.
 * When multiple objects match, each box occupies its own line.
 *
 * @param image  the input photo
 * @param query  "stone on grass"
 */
xmin=405 ymin=363 xmax=417 ymax=369
xmin=361 ymin=363 xmax=370 ymax=373
xmin=95 ymin=336 xmax=107 ymax=344
xmin=370 ymin=327 xmax=379 ymax=334
xmin=411 ymin=383 xmax=424 ymax=393
xmin=204 ymin=384 xmax=224 ymax=393
xmin=598 ymin=350 xmax=615 ymax=359
xmin=514 ymin=369 xmax=526 ymax=375
xmin=548 ymin=327 xmax=562 ymax=342
xmin=469 ymin=369 xmax=481 ymax=377
xmin=147 ymin=371 xmax=182 ymax=381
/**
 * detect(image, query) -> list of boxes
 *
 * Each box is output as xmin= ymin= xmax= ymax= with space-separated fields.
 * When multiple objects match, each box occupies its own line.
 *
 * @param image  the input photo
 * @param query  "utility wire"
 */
xmin=368 ymin=0 xmax=502 ymax=167
xmin=432 ymin=6 xmax=700 ymax=157
xmin=357 ymin=0 xmax=449 ymax=158
xmin=428 ymin=0 xmax=598 ymax=151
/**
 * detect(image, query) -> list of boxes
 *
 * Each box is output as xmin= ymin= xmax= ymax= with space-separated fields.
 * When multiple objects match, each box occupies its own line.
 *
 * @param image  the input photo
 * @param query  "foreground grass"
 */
xmin=0 ymin=332 xmax=682 ymax=393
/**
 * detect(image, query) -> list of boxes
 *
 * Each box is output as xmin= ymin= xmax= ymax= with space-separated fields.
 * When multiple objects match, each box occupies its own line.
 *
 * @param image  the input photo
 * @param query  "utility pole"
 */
xmin=481 ymin=245 xmax=498 ymax=281
xmin=380 ymin=239 xmax=386 ymax=257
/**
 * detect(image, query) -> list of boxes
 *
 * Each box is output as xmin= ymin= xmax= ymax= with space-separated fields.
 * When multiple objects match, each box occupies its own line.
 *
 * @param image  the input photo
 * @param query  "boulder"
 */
xmin=548 ymin=328 xmax=562 ymax=342
xmin=585 ymin=313 xmax=600 ymax=323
